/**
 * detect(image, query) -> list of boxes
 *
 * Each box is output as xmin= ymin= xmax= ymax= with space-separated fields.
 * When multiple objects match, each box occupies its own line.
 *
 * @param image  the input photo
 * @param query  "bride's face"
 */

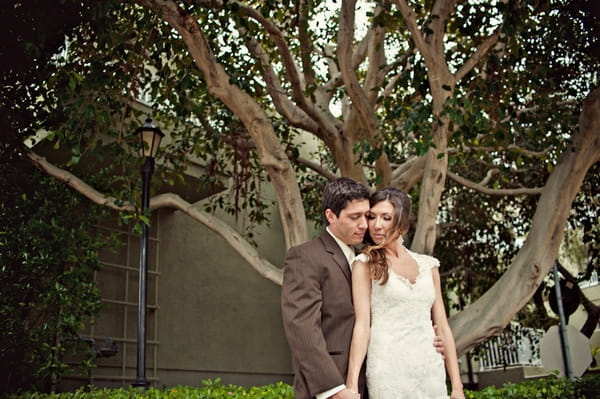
xmin=367 ymin=200 xmax=395 ymax=245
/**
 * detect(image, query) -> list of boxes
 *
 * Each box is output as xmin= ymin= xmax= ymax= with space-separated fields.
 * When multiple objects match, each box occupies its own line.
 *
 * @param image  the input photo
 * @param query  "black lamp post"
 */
xmin=132 ymin=117 xmax=164 ymax=389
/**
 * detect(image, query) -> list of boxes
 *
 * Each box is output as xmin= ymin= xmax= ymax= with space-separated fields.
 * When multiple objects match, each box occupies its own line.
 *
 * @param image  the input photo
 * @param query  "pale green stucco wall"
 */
xmin=58 ymin=195 xmax=297 ymax=390
xmin=155 ymin=205 xmax=293 ymax=387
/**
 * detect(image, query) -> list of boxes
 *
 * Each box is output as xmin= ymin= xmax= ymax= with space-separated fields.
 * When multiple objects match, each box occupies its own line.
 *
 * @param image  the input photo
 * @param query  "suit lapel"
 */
xmin=319 ymin=231 xmax=352 ymax=284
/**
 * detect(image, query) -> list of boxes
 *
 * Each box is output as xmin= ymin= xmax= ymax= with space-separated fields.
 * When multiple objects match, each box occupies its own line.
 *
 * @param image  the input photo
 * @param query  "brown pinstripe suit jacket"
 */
xmin=281 ymin=230 xmax=367 ymax=399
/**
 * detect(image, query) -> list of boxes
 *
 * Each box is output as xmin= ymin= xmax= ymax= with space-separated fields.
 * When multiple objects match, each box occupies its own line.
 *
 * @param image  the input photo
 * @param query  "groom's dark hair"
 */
xmin=323 ymin=177 xmax=370 ymax=217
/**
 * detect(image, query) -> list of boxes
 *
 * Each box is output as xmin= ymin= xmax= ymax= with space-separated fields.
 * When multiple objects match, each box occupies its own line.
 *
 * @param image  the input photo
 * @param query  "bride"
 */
xmin=345 ymin=187 xmax=465 ymax=399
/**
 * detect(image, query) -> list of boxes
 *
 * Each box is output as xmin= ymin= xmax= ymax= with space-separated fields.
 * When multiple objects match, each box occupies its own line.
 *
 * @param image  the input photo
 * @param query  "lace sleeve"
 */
xmin=353 ymin=253 xmax=368 ymax=264
xmin=409 ymin=250 xmax=440 ymax=271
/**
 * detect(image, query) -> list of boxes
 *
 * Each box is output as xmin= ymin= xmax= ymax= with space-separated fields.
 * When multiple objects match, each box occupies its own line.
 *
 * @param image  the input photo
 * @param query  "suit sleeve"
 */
xmin=281 ymin=245 xmax=345 ymax=396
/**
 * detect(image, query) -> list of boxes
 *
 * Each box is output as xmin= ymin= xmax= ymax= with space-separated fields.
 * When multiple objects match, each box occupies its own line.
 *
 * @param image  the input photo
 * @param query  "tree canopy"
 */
xmin=3 ymin=0 xmax=599 ymax=355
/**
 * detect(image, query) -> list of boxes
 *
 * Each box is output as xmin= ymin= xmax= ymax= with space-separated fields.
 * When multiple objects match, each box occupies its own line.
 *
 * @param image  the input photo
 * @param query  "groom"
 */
xmin=281 ymin=177 xmax=371 ymax=399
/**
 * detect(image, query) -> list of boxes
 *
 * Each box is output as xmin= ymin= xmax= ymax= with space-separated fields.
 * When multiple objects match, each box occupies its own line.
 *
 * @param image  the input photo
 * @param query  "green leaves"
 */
xmin=0 ymin=153 xmax=112 ymax=393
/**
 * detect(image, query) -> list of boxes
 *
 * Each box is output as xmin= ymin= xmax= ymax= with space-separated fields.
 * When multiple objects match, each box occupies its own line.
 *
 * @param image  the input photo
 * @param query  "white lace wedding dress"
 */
xmin=361 ymin=250 xmax=449 ymax=399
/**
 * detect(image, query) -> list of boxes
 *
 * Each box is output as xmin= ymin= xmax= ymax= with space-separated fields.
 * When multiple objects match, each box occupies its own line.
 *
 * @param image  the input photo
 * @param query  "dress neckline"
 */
xmin=389 ymin=267 xmax=422 ymax=286
xmin=388 ymin=249 xmax=421 ymax=287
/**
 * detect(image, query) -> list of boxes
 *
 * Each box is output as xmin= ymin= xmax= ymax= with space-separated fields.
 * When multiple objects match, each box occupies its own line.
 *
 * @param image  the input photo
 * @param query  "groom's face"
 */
xmin=326 ymin=199 xmax=370 ymax=246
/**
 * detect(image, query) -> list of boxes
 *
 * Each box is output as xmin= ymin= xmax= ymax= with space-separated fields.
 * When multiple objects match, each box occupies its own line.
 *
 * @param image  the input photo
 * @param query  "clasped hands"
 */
xmin=450 ymin=390 xmax=466 ymax=399
xmin=332 ymin=387 xmax=360 ymax=398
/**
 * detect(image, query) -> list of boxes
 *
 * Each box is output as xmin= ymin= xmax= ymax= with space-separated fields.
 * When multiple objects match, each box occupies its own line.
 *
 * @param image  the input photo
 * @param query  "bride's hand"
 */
xmin=449 ymin=389 xmax=465 ymax=399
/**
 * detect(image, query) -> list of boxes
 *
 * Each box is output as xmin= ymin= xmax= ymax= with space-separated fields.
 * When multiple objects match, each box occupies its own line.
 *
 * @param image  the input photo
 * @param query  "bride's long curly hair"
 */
xmin=364 ymin=187 xmax=411 ymax=285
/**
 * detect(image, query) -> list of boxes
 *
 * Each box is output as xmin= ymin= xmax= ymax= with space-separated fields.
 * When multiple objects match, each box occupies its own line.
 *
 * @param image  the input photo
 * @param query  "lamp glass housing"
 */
xmin=136 ymin=118 xmax=164 ymax=158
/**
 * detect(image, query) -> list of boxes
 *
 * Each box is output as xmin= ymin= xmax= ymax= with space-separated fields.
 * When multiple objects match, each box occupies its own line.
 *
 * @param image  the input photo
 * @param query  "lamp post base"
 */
xmin=132 ymin=378 xmax=149 ymax=389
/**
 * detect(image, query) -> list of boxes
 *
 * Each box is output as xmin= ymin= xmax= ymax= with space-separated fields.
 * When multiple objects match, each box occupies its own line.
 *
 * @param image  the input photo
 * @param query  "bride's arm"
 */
xmin=345 ymin=260 xmax=371 ymax=393
xmin=431 ymin=268 xmax=465 ymax=399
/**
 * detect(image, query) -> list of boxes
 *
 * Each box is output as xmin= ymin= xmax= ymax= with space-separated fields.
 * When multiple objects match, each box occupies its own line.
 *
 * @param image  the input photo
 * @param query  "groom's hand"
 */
xmin=433 ymin=325 xmax=446 ymax=359
xmin=332 ymin=388 xmax=360 ymax=398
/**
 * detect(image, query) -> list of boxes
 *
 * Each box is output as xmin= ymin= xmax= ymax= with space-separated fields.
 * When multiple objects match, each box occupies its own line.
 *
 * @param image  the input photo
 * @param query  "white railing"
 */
xmin=477 ymin=326 xmax=543 ymax=370
xmin=579 ymin=269 xmax=599 ymax=289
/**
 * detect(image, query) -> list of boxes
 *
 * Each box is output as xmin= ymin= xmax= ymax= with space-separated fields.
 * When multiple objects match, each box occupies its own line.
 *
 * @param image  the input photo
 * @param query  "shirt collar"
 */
xmin=326 ymin=227 xmax=356 ymax=267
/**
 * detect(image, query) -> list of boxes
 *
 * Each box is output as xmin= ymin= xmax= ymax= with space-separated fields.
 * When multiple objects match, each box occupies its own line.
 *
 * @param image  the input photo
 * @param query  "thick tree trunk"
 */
xmin=450 ymin=87 xmax=600 ymax=355
xmin=412 ymin=136 xmax=448 ymax=254
xmin=396 ymin=0 xmax=457 ymax=254
xmin=412 ymin=88 xmax=453 ymax=254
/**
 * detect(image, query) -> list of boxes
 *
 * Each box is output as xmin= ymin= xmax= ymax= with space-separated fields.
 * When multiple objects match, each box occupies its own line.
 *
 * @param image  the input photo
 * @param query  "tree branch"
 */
xmin=429 ymin=0 xmax=457 ymax=52
xmin=24 ymin=150 xmax=283 ymax=285
xmin=153 ymin=193 xmax=283 ymax=284
xmin=363 ymin=5 xmax=388 ymax=106
xmin=190 ymin=0 xmax=339 ymax=140
xmin=291 ymin=155 xmax=337 ymax=181
xmin=232 ymin=3 xmax=343 ymax=149
xmin=315 ymin=32 xmax=370 ymax=112
xmin=25 ymin=151 xmax=134 ymax=212
xmin=380 ymin=47 xmax=416 ymax=101
xmin=439 ymin=265 xmax=465 ymax=278
xmin=336 ymin=0 xmax=391 ymax=183
xmin=235 ymin=7 xmax=311 ymax=109
xmin=456 ymin=144 xmax=551 ymax=158
xmin=447 ymin=170 xmax=543 ymax=195
xmin=391 ymin=155 xmax=426 ymax=191
xmin=297 ymin=0 xmax=316 ymax=89
xmin=240 ymin=28 xmax=324 ymax=133
xmin=393 ymin=0 xmax=431 ymax=59
xmin=338 ymin=0 xmax=381 ymax=137
xmin=455 ymin=29 xmax=501 ymax=82
xmin=479 ymin=168 xmax=498 ymax=186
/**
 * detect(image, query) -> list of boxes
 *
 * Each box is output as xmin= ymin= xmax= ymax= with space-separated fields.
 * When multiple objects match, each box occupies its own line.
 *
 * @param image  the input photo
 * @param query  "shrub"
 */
xmin=6 ymin=374 xmax=600 ymax=399
xmin=7 ymin=379 xmax=294 ymax=399
xmin=0 ymin=153 xmax=113 ymax=394
xmin=578 ymin=373 xmax=600 ymax=398
xmin=465 ymin=373 xmax=600 ymax=399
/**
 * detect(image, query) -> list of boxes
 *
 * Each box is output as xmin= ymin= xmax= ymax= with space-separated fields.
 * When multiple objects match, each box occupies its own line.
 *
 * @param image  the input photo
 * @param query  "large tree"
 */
xmin=6 ymin=0 xmax=600 ymax=355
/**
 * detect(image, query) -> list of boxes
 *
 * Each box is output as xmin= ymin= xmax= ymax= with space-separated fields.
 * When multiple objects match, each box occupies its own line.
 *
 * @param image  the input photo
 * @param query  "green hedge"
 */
xmin=7 ymin=379 xmax=294 ymax=399
xmin=8 ymin=374 xmax=600 ymax=399
xmin=465 ymin=373 xmax=600 ymax=399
